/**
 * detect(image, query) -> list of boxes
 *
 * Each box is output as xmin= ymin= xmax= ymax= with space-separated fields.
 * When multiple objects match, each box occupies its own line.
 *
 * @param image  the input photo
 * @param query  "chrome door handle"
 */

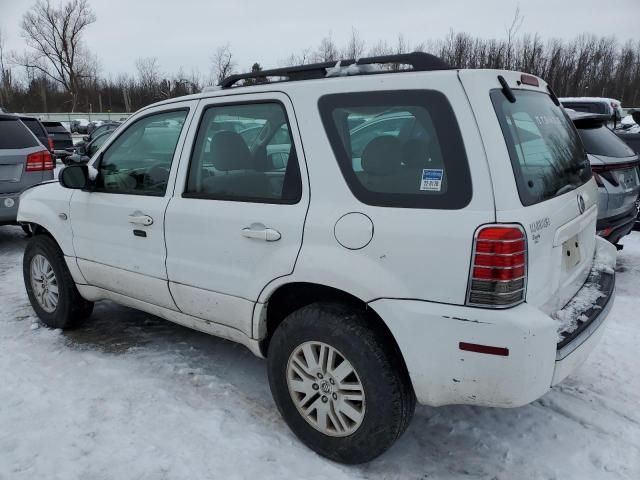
xmin=241 ymin=223 xmax=281 ymax=242
xmin=128 ymin=212 xmax=153 ymax=226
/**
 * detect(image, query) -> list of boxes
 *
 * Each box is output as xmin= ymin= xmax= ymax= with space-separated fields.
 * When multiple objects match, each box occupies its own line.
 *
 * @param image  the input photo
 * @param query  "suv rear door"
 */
xmin=164 ymin=92 xmax=309 ymax=337
xmin=460 ymin=71 xmax=598 ymax=315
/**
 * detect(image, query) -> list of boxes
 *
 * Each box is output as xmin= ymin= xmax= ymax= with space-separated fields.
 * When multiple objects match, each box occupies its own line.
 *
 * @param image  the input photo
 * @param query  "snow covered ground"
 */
xmin=1 ymin=225 xmax=639 ymax=480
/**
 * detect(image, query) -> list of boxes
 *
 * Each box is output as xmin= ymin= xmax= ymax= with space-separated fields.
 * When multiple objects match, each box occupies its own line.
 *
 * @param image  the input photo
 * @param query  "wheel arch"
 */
xmin=256 ymin=282 xmax=410 ymax=376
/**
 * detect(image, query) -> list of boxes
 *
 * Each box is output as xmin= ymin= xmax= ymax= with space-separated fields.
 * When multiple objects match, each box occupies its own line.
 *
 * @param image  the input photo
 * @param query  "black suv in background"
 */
xmin=42 ymin=121 xmax=74 ymax=158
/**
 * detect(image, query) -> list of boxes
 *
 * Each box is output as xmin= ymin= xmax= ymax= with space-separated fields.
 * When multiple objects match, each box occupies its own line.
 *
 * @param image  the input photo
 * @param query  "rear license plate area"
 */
xmin=563 ymin=235 xmax=581 ymax=270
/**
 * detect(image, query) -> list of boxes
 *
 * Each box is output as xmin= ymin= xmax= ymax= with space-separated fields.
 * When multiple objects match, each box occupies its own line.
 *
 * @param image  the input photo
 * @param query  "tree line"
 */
xmin=0 ymin=1 xmax=638 ymax=114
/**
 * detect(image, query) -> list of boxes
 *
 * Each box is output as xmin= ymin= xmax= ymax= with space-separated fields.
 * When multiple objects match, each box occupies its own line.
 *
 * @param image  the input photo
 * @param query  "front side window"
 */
xmin=185 ymin=102 xmax=301 ymax=204
xmin=96 ymin=109 xmax=188 ymax=195
xmin=319 ymin=90 xmax=472 ymax=209
xmin=492 ymin=90 xmax=591 ymax=206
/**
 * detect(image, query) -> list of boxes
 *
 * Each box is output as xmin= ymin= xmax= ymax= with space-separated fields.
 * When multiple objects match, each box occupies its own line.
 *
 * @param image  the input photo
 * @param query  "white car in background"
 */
xmin=17 ymin=53 xmax=617 ymax=464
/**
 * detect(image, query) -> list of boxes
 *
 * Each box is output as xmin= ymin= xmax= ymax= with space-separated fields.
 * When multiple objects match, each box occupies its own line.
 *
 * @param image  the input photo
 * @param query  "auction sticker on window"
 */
xmin=420 ymin=169 xmax=443 ymax=191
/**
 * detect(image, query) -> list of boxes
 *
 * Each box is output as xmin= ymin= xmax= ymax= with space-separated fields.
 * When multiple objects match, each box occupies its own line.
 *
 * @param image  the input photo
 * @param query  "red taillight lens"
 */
xmin=467 ymin=225 xmax=527 ymax=308
xmin=25 ymin=150 xmax=54 ymax=172
xmin=47 ymin=136 xmax=55 ymax=152
xmin=520 ymin=74 xmax=540 ymax=87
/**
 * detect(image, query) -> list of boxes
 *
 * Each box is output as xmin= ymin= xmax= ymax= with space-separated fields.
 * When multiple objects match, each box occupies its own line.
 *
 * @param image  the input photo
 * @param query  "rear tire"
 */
xmin=267 ymin=302 xmax=415 ymax=464
xmin=23 ymin=235 xmax=93 ymax=329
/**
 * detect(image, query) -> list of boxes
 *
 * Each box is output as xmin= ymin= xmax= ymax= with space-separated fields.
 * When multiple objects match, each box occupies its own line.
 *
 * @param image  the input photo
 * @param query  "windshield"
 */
xmin=576 ymin=123 xmax=636 ymax=158
xmin=492 ymin=90 xmax=591 ymax=206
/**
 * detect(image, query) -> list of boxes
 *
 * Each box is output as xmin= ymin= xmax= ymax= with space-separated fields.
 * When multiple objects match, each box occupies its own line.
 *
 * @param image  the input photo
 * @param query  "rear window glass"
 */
xmin=491 ymin=90 xmax=591 ymax=206
xmin=577 ymin=124 xmax=636 ymax=158
xmin=0 ymin=119 xmax=39 ymax=149
xmin=318 ymin=90 xmax=472 ymax=209
xmin=43 ymin=123 xmax=68 ymax=133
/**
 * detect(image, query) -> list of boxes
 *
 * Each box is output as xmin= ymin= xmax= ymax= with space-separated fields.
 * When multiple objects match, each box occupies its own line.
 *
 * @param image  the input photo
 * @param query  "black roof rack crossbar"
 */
xmin=219 ymin=52 xmax=452 ymax=89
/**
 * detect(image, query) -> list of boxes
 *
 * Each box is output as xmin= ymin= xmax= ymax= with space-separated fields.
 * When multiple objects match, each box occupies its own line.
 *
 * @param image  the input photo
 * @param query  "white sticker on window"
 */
xmin=420 ymin=169 xmax=443 ymax=191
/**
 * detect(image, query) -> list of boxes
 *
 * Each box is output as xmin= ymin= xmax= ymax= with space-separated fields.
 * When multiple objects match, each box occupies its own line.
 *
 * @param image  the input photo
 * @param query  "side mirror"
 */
xmin=59 ymin=164 xmax=89 ymax=189
xmin=632 ymin=112 xmax=640 ymax=126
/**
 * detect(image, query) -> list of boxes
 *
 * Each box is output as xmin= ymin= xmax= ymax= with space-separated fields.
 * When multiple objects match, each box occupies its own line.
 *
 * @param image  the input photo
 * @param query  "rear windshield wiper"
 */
xmin=563 ymin=160 xmax=589 ymax=174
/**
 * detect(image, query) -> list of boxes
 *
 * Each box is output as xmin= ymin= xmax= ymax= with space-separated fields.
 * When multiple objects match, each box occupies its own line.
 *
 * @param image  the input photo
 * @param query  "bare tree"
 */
xmin=312 ymin=35 xmax=339 ymax=63
xmin=0 ymin=28 xmax=11 ymax=108
xmin=343 ymin=28 xmax=365 ymax=59
xmin=135 ymin=57 xmax=161 ymax=93
xmin=12 ymin=0 xmax=96 ymax=111
xmin=505 ymin=5 xmax=525 ymax=69
xmin=210 ymin=43 xmax=236 ymax=85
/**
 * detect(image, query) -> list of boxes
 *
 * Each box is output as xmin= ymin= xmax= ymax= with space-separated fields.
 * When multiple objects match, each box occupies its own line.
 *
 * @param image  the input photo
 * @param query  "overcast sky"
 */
xmin=1 ymin=0 xmax=638 ymax=80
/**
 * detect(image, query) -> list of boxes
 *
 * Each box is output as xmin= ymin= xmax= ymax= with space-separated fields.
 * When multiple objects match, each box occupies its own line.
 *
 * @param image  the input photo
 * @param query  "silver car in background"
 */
xmin=0 ymin=113 xmax=55 ymax=226
xmin=569 ymin=110 xmax=639 ymax=246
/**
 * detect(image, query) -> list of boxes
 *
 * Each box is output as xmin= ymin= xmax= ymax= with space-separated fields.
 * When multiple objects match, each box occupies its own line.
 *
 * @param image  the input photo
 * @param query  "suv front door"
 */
xmin=165 ymin=93 xmax=309 ymax=336
xmin=70 ymin=103 xmax=196 ymax=309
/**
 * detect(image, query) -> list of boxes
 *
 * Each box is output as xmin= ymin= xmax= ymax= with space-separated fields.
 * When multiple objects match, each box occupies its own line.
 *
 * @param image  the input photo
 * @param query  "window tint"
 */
xmin=492 ymin=90 xmax=591 ymax=206
xmin=0 ymin=119 xmax=39 ymax=148
xmin=96 ymin=109 xmax=187 ymax=195
xmin=20 ymin=119 xmax=47 ymax=140
xmin=577 ymin=124 xmax=636 ymax=158
xmin=185 ymin=102 xmax=302 ymax=204
xmin=319 ymin=90 xmax=472 ymax=209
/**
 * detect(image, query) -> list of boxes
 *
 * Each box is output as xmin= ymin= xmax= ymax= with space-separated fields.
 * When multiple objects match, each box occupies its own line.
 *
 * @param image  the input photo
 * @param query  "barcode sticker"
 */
xmin=420 ymin=169 xmax=443 ymax=191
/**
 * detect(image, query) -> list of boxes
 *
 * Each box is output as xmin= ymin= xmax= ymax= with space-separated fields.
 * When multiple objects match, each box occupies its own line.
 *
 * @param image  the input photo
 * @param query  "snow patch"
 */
xmin=552 ymin=243 xmax=617 ymax=341
xmin=325 ymin=61 xmax=382 ymax=77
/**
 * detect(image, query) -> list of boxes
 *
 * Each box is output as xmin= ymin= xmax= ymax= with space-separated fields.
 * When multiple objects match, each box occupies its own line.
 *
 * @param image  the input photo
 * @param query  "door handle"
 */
xmin=241 ymin=223 xmax=281 ymax=241
xmin=128 ymin=212 xmax=154 ymax=226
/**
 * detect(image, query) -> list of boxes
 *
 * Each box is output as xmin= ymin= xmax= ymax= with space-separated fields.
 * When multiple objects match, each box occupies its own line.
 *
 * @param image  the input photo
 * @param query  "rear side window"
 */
xmin=0 ymin=119 xmax=39 ymax=148
xmin=576 ymin=124 xmax=636 ymax=158
xmin=20 ymin=119 xmax=46 ymax=139
xmin=185 ymin=102 xmax=302 ymax=204
xmin=492 ymin=90 xmax=591 ymax=206
xmin=319 ymin=90 xmax=472 ymax=209
xmin=43 ymin=123 xmax=68 ymax=133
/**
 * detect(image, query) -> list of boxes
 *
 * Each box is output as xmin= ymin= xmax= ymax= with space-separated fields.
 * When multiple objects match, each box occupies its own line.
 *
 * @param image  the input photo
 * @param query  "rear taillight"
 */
xmin=25 ymin=150 xmax=54 ymax=172
xmin=47 ymin=136 xmax=55 ymax=152
xmin=466 ymin=225 xmax=527 ymax=308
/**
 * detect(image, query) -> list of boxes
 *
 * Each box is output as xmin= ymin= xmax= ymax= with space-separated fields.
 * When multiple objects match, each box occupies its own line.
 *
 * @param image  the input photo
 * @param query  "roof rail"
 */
xmin=219 ymin=52 xmax=452 ymax=89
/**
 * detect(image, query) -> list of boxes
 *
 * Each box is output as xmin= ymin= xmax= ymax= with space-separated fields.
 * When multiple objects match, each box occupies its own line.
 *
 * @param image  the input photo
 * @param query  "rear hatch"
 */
xmin=43 ymin=123 xmax=74 ymax=150
xmin=459 ymin=70 xmax=598 ymax=315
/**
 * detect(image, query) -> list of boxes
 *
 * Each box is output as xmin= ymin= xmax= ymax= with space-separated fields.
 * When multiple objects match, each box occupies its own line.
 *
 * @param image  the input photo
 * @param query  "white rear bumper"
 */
xmin=369 ymin=237 xmax=617 ymax=407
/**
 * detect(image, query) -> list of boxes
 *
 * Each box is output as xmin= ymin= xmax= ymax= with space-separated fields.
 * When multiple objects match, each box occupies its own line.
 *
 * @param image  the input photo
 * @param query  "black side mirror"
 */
xmin=59 ymin=164 xmax=89 ymax=189
xmin=632 ymin=112 xmax=640 ymax=126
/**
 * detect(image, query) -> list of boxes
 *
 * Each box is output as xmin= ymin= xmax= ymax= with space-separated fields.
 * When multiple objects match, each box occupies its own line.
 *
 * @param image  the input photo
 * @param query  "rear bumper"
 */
xmin=370 ymin=237 xmax=617 ymax=408
xmin=0 ymin=192 xmax=20 ymax=224
xmin=597 ymin=207 xmax=637 ymax=243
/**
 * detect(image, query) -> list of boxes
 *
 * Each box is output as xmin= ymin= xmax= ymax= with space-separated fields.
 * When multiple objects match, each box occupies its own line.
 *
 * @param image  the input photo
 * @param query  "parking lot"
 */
xmin=1 ymin=224 xmax=638 ymax=479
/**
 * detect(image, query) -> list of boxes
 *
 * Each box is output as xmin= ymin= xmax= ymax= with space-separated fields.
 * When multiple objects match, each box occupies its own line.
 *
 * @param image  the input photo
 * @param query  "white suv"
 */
xmin=18 ymin=53 xmax=617 ymax=464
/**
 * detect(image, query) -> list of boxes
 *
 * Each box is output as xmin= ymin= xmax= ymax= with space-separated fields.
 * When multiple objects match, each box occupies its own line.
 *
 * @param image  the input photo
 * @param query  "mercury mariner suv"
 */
xmin=18 ymin=53 xmax=617 ymax=464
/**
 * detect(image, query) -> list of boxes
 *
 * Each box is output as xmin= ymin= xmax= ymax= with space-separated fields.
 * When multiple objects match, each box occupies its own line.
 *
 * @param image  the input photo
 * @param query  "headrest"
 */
xmin=361 ymin=136 xmax=402 ymax=176
xmin=210 ymin=131 xmax=253 ymax=171
xmin=402 ymin=139 xmax=431 ymax=168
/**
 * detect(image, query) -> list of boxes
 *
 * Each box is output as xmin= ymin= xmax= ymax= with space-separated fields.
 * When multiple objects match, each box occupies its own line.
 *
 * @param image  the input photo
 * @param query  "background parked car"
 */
xmin=80 ymin=121 xmax=120 ymax=145
xmin=70 ymin=118 xmax=90 ymax=133
xmin=86 ymin=119 xmax=105 ymax=135
xmin=561 ymin=97 xmax=624 ymax=128
xmin=0 ymin=113 xmax=54 ymax=228
xmin=41 ymin=121 xmax=74 ymax=158
xmin=16 ymin=116 xmax=54 ymax=155
xmin=614 ymin=111 xmax=640 ymax=154
xmin=569 ymin=110 xmax=640 ymax=245
xmin=64 ymin=130 xmax=112 ymax=165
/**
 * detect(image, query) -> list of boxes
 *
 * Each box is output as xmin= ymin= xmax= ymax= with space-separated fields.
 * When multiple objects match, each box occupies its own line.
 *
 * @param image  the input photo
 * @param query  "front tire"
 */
xmin=23 ymin=235 xmax=93 ymax=329
xmin=267 ymin=302 xmax=415 ymax=464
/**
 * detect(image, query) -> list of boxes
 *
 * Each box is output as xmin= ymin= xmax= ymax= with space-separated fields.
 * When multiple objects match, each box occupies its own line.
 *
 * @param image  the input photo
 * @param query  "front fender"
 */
xmin=17 ymin=182 xmax=75 ymax=256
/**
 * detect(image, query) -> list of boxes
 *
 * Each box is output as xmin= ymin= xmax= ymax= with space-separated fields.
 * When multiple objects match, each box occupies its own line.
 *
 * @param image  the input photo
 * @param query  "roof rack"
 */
xmin=219 ymin=52 xmax=452 ymax=89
